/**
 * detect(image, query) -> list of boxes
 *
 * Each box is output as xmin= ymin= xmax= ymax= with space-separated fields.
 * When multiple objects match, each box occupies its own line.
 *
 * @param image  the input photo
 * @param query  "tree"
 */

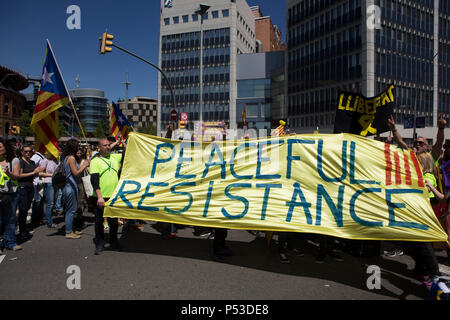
xmin=17 ymin=109 xmax=34 ymax=137
xmin=95 ymin=119 xmax=109 ymax=138
xmin=138 ymin=123 xmax=157 ymax=136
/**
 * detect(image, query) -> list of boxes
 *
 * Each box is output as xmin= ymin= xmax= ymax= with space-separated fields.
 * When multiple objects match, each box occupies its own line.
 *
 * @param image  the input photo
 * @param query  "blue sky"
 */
xmin=0 ymin=0 xmax=285 ymax=103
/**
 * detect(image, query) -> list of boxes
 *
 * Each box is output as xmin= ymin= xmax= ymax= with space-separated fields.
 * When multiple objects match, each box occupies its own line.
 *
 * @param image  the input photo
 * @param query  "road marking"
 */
xmin=0 ymin=255 xmax=5 ymax=264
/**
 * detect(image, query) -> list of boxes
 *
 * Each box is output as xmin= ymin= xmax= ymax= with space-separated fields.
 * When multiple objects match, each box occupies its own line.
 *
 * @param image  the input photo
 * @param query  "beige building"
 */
xmin=117 ymin=97 xmax=158 ymax=130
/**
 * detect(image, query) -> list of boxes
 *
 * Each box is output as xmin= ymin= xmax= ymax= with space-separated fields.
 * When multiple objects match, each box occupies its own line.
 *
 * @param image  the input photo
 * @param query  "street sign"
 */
xmin=416 ymin=116 xmax=426 ymax=128
xmin=404 ymin=115 xmax=414 ymax=129
xmin=170 ymin=109 xmax=178 ymax=121
xmin=181 ymin=112 xmax=188 ymax=122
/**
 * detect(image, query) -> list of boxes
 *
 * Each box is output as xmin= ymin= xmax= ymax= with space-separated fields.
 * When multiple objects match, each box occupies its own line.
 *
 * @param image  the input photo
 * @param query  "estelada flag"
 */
xmin=31 ymin=40 xmax=71 ymax=159
xmin=31 ymin=40 xmax=71 ymax=126
xmin=333 ymin=84 xmax=395 ymax=136
xmin=110 ymin=102 xmax=132 ymax=143
xmin=271 ymin=120 xmax=286 ymax=136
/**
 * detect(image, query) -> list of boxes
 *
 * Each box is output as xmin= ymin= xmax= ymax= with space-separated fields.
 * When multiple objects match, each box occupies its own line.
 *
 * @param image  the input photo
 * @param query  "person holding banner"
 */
xmin=90 ymin=138 xmax=122 ymax=255
xmin=388 ymin=116 xmax=443 ymax=285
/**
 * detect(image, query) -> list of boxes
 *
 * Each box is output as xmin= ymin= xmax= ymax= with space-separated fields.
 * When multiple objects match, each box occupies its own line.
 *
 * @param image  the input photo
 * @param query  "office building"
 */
xmin=158 ymin=0 xmax=256 ymax=136
xmin=237 ymin=51 xmax=285 ymax=136
xmin=286 ymin=0 xmax=450 ymax=142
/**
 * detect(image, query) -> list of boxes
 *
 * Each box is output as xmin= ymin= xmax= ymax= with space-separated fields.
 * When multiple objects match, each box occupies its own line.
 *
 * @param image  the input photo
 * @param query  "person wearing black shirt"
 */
xmin=17 ymin=146 xmax=44 ymax=240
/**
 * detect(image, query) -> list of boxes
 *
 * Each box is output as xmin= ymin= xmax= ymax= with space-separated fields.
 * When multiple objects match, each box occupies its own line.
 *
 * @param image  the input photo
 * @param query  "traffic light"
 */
xmin=10 ymin=125 xmax=20 ymax=135
xmin=100 ymin=32 xmax=114 ymax=54
xmin=178 ymin=120 xmax=187 ymax=130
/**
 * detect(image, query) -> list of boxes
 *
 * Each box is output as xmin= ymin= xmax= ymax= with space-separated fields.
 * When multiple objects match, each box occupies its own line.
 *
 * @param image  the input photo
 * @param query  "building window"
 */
xmin=222 ymin=9 xmax=229 ymax=17
xmin=212 ymin=10 xmax=219 ymax=19
xmin=164 ymin=18 xmax=170 ymax=25
xmin=192 ymin=14 xmax=198 ymax=22
xmin=183 ymin=15 xmax=189 ymax=23
xmin=173 ymin=16 xmax=179 ymax=24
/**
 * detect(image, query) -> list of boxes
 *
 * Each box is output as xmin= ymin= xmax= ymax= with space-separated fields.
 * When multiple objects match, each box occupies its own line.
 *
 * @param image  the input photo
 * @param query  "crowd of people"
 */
xmin=0 ymin=116 xmax=449 ymax=291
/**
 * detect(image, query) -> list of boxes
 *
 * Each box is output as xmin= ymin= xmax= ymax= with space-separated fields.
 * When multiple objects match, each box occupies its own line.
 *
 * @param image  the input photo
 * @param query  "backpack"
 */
xmin=52 ymin=158 xmax=69 ymax=190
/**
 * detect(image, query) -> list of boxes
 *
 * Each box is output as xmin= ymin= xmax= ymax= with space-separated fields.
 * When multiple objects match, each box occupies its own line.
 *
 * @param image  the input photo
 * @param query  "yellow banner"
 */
xmin=104 ymin=132 xmax=449 ymax=242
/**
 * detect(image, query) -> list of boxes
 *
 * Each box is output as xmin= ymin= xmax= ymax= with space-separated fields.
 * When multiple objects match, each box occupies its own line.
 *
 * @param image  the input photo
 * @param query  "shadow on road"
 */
xmin=116 ymin=226 xmax=429 ymax=300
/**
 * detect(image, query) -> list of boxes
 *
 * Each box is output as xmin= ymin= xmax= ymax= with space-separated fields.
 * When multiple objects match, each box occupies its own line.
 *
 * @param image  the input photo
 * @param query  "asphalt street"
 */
xmin=0 ymin=213 xmax=449 ymax=301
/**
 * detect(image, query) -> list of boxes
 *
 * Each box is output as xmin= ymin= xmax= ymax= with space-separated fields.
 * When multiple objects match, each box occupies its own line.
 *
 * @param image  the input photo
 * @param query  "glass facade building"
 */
xmin=158 ymin=0 xmax=256 ymax=136
xmin=286 ymin=0 xmax=450 ymax=138
xmin=60 ymin=88 xmax=108 ymax=135
xmin=236 ymin=51 xmax=285 ymax=136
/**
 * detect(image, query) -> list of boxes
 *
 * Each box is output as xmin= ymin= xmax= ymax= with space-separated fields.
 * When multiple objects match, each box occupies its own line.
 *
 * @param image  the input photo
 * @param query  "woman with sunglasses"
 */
xmin=17 ymin=145 xmax=44 ymax=240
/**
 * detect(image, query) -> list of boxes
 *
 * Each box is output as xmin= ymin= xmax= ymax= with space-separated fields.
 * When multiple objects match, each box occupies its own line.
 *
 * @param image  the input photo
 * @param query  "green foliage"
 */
xmin=17 ymin=109 xmax=34 ymax=137
xmin=138 ymin=123 xmax=157 ymax=136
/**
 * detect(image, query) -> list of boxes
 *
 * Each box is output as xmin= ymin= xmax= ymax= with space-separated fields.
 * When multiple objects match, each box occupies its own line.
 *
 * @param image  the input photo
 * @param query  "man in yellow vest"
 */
xmin=90 ymin=138 xmax=123 ymax=255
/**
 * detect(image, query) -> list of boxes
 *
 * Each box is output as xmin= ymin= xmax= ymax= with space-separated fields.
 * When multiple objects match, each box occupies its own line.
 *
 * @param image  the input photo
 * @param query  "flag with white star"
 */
xmin=31 ymin=40 xmax=71 ymax=159
xmin=110 ymin=102 xmax=132 ymax=144
xmin=31 ymin=40 xmax=70 ymax=125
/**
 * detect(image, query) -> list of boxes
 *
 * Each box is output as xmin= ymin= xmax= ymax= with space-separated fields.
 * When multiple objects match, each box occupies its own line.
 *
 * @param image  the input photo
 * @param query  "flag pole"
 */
xmin=46 ymin=39 xmax=88 ymax=145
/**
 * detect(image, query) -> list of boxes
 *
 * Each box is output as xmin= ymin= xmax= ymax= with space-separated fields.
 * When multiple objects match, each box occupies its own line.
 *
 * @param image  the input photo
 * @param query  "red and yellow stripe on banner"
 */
xmin=32 ymin=111 xmax=60 ymax=159
xmin=31 ymin=91 xmax=70 ymax=126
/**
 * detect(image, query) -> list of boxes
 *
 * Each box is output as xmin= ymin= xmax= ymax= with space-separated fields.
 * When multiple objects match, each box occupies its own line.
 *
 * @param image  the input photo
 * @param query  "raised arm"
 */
xmin=431 ymin=113 xmax=446 ymax=161
xmin=387 ymin=115 xmax=409 ymax=150
xmin=66 ymin=155 xmax=90 ymax=177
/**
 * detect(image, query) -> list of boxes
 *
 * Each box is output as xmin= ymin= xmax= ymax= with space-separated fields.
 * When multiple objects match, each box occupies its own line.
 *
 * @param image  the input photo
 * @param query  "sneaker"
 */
xmin=19 ymin=232 xmax=32 ymax=240
xmin=47 ymin=224 xmax=58 ymax=229
xmin=288 ymin=248 xmax=304 ymax=257
xmin=218 ymin=246 xmax=233 ymax=256
xmin=213 ymin=254 xmax=225 ymax=263
xmin=12 ymin=245 xmax=22 ymax=251
xmin=94 ymin=244 xmax=104 ymax=255
xmin=279 ymin=253 xmax=291 ymax=264
xmin=65 ymin=232 xmax=81 ymax=239
xmin=385 ymin=250 xmax=398 ymax=257
xmin=329 ymin=251 xmax=344 ymax=262
xmin=316 ymin=253 xmax=326 ymax=264
xmin=394 ymin=249 xmax=404 ymax=256
xmin=74 ymin=231 xmax=83 ymax=235
xmin=163 ymin=232 xmax=177 ymax=240
xmin=103 ymin=222 xmax=109 ymax=230
xmin=109 ymin=241 xmax=122 ymax=251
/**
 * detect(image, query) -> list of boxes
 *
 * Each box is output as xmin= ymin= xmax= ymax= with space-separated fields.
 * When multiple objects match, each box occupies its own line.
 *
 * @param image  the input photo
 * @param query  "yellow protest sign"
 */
xmin=104 ymin=132 xmax=448 ymax=242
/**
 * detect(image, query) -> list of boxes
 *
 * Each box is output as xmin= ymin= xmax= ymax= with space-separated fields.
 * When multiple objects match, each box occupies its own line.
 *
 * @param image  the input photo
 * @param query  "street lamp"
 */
xmin=195 ymin=4 xmax=211 ymax=128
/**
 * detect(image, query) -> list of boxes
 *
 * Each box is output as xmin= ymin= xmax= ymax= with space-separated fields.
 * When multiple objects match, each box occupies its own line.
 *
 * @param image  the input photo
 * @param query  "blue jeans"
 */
xmin=31 ymin=184 xmax=44 ymax=228
xmin=0 ymin=195 xmax=18 ymax=249
xmin=10 ymin=192 xmax=19 ymax=218
xmin=43 ymin=183 xmax=55 ymax=226
xmin=62 ymin=183 xmax=78 ymax=234
xmin=55 ymin=189 xmax=62 ymax=212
